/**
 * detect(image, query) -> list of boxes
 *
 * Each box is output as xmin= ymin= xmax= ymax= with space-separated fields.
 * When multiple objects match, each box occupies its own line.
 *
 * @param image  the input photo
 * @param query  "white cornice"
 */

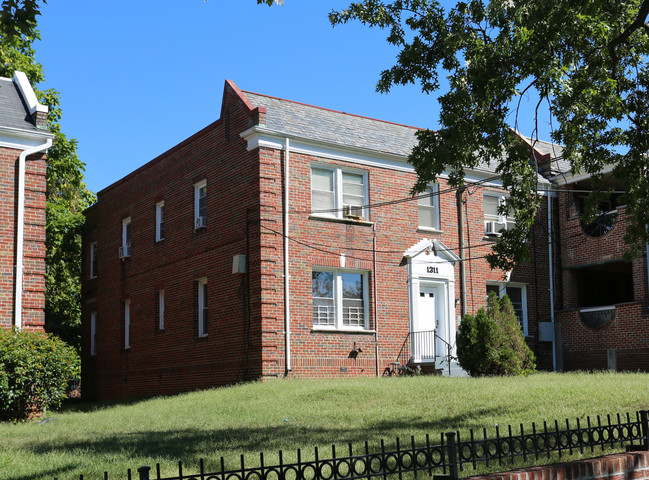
xmin=0 ymin=126 xmax=54 ymax=150
xmin=240 ymin=126 xmax=508 ymax=186
xmin=551 ymin=164 xmax=615 ymax=185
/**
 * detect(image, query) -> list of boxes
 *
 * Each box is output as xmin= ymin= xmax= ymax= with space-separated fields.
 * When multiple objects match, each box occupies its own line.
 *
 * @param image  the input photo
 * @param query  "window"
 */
xmin=90 ymin=311 xmax=97 ymax=356
xmin=124 ymin=300 xmax=131 ymax=349
xmin=483 ymin=194 xmax=514 ymax=236
xmin=120 ymin=217 xmax=131 ymax=258
xmin=90 ymin=241 xmax=98 ymax=278
xmin=156 ymin=201 xmax=165 ymax=242
xmin=197 ymin=278 xmax=208 ymax=337
xmin=156 ymin=290 xmax=165 ymax=330
xmin=312 ymin=269 xmax=369 ymax=330
xmin=486 ymin=283 xmax=527 ymax=334
xmin=311 ymin=166 xmax=368 ymax=220
xmin=418 ymin=184 xmax=440 ymax=230
xmin=194 ymin=181 xmax=207 ymax=229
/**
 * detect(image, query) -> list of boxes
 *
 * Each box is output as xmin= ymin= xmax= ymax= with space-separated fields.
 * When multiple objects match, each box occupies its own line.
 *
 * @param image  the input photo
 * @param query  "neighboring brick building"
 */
xmin=83 ymin=79 xmax=647 ymax=400
xmin=0 ymin=72 xmax=53 ymax=331
xmin=545 ymin=151 xmax=649 ymax=371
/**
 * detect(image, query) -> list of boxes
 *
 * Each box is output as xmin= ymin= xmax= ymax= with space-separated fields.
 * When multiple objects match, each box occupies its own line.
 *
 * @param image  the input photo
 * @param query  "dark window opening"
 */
xmin=573 ymin=261 xmax=633 ymax=308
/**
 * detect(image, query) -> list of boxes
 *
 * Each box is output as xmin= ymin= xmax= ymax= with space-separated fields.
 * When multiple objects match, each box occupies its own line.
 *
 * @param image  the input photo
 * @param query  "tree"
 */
xmin=1 ymin=0 xmax=95 ymax=350
xmin=330 ymin=0 xmax=649 ymax=270
xmin=457 ymin=292 xmax=535 ymax=376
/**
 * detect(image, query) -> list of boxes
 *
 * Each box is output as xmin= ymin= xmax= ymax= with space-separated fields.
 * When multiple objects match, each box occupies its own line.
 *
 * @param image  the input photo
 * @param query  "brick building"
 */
xmin=540 ymin=147 xmax=649 ymax=371
xmin=82 ymin=79 xmax=645 ymax=400
xmin=0 ymin=72 xmax=52 ymax=331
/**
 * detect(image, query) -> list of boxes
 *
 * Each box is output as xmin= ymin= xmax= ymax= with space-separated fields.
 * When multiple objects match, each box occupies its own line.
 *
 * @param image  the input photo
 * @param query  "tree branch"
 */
xmin=608 ymin=0 xmax=649 ymax=74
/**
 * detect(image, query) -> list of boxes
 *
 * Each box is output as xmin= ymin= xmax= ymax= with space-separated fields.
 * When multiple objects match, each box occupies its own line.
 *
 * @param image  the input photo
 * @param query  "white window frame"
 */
xmin=121 ymin=217 xmax=131 ymax=257
xmin=312 ymin=268 xmax=370 ymax=331
xmin=155 ymin=201 xmax=165 ymax=242
xmin=197 ymin=277 xmax=208 ymax=337
xmin=483 ymin=193 xmax=515 ymax=235
xmin=486 ymin=282 xmax=528 ymax=336
xmin=90 ymin=241 xmax=98 ymax=279
xmin=310 ymin=165 xmax=369 ymax=220
xmin=90 ymin=311 xmax=97 ymax=356
xmin=124 ymin=299 xmax=131 ymax=349
xmin=417 ymin=184 xmax=440 ymax=231
xmin=157 ymin=290 xmax=165 ymax=330
xmin=194 ymin=180 xmax=207 ymax=229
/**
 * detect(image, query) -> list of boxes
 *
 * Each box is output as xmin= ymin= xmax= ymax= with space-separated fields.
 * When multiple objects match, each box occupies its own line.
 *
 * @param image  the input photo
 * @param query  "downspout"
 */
xmin=548 ymin=189 xmax=557 ymax=371
xmin=284 ymin=138 xmax=292 ymax=374
xmin=14 ymin=137 xmax=53 ymax=329
xmin=373 ymin=224 xmax=379 ymax=377
xmin=456 ymin=186 xmax=467 ymax=318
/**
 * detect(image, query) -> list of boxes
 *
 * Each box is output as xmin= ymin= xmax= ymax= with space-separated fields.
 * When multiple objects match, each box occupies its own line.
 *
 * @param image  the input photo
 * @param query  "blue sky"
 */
xmin=34 ymin=0 xmax=547 ymax=194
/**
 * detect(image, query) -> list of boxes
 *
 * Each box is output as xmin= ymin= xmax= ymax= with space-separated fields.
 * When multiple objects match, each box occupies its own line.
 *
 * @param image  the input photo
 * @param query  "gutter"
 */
xmin=15 ymin=137 xmax=53 ymax=328
xmin=548 ymin=188 xmax=557 ymax=371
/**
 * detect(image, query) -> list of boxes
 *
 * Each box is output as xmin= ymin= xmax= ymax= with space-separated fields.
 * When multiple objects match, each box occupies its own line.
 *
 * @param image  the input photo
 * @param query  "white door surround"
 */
xmin=404 ymin=239 xmax=459 ymax=363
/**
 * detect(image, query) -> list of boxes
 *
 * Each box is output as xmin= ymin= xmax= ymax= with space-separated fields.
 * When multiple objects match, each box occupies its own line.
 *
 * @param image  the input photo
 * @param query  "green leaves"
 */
xmin=0 ymin=328 xmax=79 ymax=421
xmin=457 ymin=293 xmax=536 ymax=376
xmin=332 ymin=0 xmax=649 ymax=267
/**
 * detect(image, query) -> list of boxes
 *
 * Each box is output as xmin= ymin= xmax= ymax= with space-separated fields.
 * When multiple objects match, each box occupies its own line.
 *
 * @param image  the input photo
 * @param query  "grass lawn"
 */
xmin=1 ymin=372 xmax=649 ymax=480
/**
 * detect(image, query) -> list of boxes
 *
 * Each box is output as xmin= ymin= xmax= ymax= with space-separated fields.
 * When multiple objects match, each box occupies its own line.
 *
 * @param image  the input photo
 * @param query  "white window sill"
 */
xmin=309 ymin=215 xmax=374 ymax=227
xmin=311 ymin=326 xmax=376 ymax=334
xmin=417 ymin=227 xmax=443 ymax=234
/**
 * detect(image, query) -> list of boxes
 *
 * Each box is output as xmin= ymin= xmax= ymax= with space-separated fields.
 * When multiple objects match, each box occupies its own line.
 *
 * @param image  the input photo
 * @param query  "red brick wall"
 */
xmin=465 ymin=451 xmax=649 ymax=480
xmin=0 ymin=146 xmax=46 ymax=331
xmin=555 ymin=186 xmax=649 ymax=371
xmin=82 ymin=82 xmax=264 ymax=399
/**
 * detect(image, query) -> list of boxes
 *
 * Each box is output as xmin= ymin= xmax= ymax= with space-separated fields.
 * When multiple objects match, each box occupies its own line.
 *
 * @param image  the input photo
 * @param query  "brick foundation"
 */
xmin=464 ymin=451 xmax=649 ymax=480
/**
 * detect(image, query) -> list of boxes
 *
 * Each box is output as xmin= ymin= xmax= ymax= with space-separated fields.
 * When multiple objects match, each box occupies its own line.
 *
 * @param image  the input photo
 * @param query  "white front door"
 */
xmin=414 ymin=286 xmax=436 ymax=361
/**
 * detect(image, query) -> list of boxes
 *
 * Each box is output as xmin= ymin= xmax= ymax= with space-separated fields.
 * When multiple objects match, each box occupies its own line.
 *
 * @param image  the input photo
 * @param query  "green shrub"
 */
xmin=0 ymin=328 xmax=80 ymax=421
xmin=457 ymin=292 xmax=535 ymax=376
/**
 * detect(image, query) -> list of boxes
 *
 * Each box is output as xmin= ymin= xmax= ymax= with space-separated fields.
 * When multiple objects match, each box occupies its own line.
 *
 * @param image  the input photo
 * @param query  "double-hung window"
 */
xmin=124 ymin=299 xmax=131 ymax=349
xmin=156 ymin=290 xmax=165 ymax=330
xmin=483 ymin=193 xmax=515 ymax=236
xmin=197 ymin=278 xmax=208 ymax=337
xmin=486 ymin=283 xmax=527 ymax=335
xmin=194 ymin=181 xmax=207 ymax=229
xmin=90 ymin=241 xmax=98 ymax=278
xmin=417 ymin=184 xmax=440 ymax=230
xmin=120 ymin=217 xmax=131 ymax=258
xmin=312 ymin=269 xmax=369 ymax=330
xmin=155 ymin=201 xmax=165 ymax=242
xmin=311 ymin=166 xmax=368 ymax=220
xmin=90 ymin=311 xmax=97 ymax=356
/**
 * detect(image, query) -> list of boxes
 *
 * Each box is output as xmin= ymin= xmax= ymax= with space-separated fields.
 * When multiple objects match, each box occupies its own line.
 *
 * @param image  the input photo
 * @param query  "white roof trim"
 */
xmin=13 ymin=71 xmax=48 ymax=115
xmin=240 ymin=125 xmax=515 ymax=186
xmin=551 ymin=164 xmax=615 ymax=185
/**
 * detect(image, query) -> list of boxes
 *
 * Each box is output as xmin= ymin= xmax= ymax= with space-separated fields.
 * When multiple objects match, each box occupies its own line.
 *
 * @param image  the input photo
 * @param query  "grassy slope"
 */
xmin=1 ymin=372 xmax=649 ymax=480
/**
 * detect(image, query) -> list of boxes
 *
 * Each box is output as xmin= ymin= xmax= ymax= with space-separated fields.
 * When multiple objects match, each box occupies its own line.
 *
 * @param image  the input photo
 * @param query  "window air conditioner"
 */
xmin=118 ymin=244 xmax=131 ymax=259
xmin=195 ymin=216 xmax=207 ymax=229
xmin=343 ymin=205 xmax=363 ymax=219
xmin=485 ymin=221 xmax=507 ymax=236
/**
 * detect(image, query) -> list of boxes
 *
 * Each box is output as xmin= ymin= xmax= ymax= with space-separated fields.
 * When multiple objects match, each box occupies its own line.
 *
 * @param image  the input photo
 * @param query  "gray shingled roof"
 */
xmin=243 ymin=90 xmax=551 ymax=183
xmin=0 ymin=77 xmax=37 ymax=132
xmin=244 ymin=91 xmax=421 ymax=157
xmin=523 ymin=137 xmax=571 ymax=177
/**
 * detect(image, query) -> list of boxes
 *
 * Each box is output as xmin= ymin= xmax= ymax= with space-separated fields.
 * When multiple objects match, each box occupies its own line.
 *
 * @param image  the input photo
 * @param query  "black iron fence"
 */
xmin=55 ymin=410 xmax=649 ymax=480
